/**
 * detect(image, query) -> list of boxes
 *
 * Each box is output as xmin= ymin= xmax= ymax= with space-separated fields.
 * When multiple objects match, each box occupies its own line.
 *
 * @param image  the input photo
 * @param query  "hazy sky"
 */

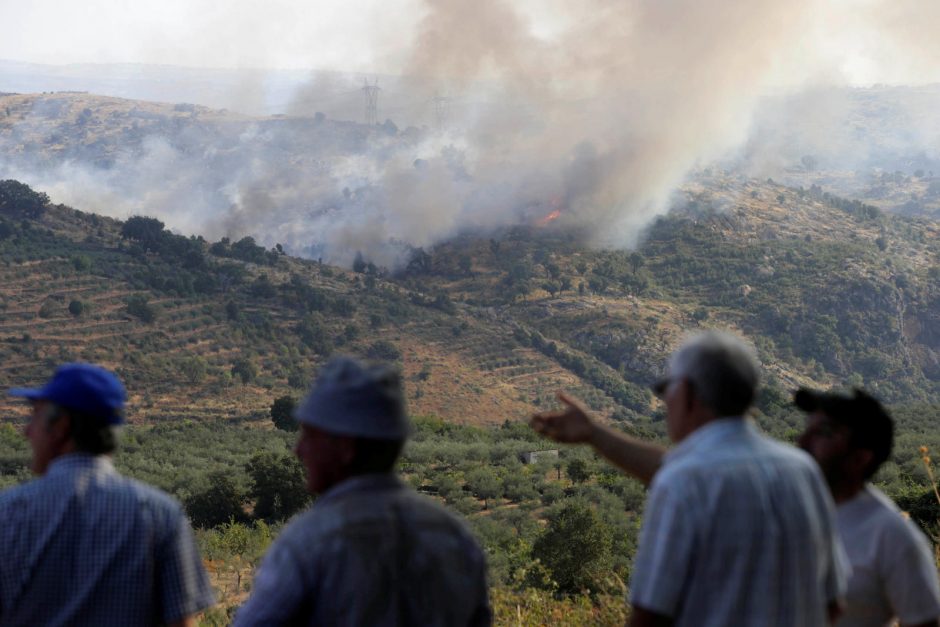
xmin=0 ymin=0 xmax=938 ymax=85
xmin=0 ymin=0 xmax=422 ymax=72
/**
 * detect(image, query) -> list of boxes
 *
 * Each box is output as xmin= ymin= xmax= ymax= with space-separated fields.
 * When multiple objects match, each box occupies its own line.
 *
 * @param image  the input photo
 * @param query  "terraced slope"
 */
xmin=0 ymin=191 xmax=643 ymax=427
xmin=3 ymin=159 xmax=940 ymax=434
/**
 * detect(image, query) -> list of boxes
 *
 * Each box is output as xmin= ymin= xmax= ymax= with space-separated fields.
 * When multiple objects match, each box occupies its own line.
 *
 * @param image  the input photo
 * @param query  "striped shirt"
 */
xmin=0 ymin=453 xmax=214 ymax=626
xmin=630 ymin=418 xmax=848 ymax=627
xmin=234 ymin=473 xmax=491 ymax=627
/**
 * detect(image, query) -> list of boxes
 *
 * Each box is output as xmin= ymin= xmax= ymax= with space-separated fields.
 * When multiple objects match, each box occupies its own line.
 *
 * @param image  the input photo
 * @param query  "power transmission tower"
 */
xmin=431 ymin=92 xmax=451 ymax=131
xmin=362 ymin=79 xmax=380 ymax=126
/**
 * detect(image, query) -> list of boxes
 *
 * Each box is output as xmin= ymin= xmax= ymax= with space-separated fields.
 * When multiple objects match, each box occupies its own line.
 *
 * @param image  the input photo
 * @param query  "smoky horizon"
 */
xmin=2 ymin=0 xmax=940 ymax=267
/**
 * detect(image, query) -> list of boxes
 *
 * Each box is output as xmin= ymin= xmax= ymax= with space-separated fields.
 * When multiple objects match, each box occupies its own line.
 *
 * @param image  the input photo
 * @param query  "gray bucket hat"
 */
xmin=294 ymin=356 xmax=410 ymax=440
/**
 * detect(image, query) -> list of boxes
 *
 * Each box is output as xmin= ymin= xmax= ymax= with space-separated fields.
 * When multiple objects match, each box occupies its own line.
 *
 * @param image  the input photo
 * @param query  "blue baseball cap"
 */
xmin=9 ymin=363 xmax=126 ymax=425
xmin=294 ymin=356 xmax=410 ymax=440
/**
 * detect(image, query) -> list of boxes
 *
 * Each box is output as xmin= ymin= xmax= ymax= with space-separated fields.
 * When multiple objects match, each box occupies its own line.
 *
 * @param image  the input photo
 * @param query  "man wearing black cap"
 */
xmin=234 ymin=356 xmax=491 ymax=627
xmin=796 ymin=388 xmax=940 ymax=627
xmin=0 ymin=363 xmax=214 ymax=627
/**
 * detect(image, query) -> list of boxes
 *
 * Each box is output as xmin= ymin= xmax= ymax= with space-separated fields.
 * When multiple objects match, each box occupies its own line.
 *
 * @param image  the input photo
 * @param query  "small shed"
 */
xmin=519 ymin=449 xmax=559 ymax=464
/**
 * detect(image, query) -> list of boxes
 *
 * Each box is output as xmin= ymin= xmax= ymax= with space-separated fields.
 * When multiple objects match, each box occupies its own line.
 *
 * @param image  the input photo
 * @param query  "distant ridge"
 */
xmin=0 ymin=59 xmax=401 ymax=118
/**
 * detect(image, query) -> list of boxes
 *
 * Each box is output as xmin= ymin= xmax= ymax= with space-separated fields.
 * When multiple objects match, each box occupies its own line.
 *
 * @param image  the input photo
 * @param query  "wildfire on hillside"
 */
xmin=536 ymin=209 xmax=561 ymax=227
xmin=535 ymin=196 xmax=564 ymax=227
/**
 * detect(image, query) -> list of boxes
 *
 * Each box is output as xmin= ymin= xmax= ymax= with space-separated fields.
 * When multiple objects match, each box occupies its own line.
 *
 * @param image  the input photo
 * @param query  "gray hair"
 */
xmin=668 ymin=330 xmax=760 ymax=416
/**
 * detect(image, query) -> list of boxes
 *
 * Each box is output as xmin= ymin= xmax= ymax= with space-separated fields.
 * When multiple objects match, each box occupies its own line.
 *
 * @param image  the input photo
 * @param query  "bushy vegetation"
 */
xmin=0 ymin=179 xmax=48 ymax=218
xmin=2 ymin=412 xmax=933 ymax=624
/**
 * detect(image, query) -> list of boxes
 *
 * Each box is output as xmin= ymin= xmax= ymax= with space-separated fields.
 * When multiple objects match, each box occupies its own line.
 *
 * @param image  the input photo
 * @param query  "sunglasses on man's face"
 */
xmin=652 ymin=377 xmax=693 ymax=399
xmin=651 ymin=378 xmax=672 ymax=398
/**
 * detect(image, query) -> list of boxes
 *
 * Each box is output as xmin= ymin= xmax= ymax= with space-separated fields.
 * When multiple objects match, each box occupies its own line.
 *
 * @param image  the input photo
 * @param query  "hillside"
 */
xmin=0 ymin=91 xmax=386 ymax=174
xmin=0 ymin=92 xmax=939 ymax=432
xmin=399 ymin=170 xmax=940 ymax=406
xmin=1 ymin=167 xmax=939 ymax=433
xmin=0 ymin=180 xmax=633 ymax=427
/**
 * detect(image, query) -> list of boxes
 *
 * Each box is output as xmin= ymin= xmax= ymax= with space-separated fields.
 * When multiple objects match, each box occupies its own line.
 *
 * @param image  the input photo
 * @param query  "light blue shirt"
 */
xmin=235 ymin=473 xmax=491 ymax=627
xmin=0 ymin=453 xmax=214 ymax=626
xmin=630 ymin=418 xmax=848 ymax=626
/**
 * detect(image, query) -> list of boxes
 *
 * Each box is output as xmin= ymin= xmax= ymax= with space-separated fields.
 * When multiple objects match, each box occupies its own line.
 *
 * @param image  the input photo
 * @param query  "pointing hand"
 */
xmin=530 ymin=391 xmax=596 ymax=444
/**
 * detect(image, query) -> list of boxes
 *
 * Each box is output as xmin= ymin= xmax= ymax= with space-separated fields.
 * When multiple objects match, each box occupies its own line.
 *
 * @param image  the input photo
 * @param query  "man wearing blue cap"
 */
xmin=0 ymin=363 xmax=215 ymax=627
xmin=235 ymin=356 xmax=492 ymax=627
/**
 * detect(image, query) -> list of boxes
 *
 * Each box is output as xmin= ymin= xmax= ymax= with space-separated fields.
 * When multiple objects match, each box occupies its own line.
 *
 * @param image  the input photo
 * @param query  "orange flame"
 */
xmin=536 ymin=209 xmax=561 ymax=227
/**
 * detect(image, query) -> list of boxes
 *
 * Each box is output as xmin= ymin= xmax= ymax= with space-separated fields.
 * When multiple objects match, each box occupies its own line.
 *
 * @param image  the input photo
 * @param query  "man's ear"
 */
xmin=848 ymin=448 xmax=874 ymax=479
xmin=47 ymin=411 xmax=72 ymax=446
xmin=681 ymin=379 xmax=697 ymax=413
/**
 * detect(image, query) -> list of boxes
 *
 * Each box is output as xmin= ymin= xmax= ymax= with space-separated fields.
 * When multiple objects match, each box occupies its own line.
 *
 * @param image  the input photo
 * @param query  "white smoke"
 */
xmin=2 ymin=0 xmax=940 ymax=266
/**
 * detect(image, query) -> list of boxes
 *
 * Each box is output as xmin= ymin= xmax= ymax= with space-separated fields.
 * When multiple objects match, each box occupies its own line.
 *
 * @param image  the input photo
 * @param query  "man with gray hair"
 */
xmin=532 ymin=330 xmax=848 ymax=626
xmin=0 ymin=363 xmax=214 ymax=626
xmin=235 ymin=356 xmax=491 ymax=626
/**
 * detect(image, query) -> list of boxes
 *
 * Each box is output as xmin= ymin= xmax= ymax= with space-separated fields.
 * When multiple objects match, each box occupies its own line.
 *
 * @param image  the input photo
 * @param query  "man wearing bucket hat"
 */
xmin=235 ymin=356 xmax=491 ymax=627
xmin=0 ymin=363 xmax=214 ymax=627
xmin=795 ymin=388 xmax=940 ymax=627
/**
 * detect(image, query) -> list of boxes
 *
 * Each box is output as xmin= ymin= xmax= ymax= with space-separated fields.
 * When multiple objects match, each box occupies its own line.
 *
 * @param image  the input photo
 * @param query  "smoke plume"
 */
xmin=2 ymin=0 xmax=939 ymax=266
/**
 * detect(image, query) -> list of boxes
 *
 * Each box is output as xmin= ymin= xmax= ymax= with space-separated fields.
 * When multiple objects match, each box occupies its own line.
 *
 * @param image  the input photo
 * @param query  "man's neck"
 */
xmin=686 ymin=410 xmax=726 ymax=435
xmin=672 ymin=414 xmax=742 ymax=445
xmin=831 ymin=481 xmax=865 ymax=505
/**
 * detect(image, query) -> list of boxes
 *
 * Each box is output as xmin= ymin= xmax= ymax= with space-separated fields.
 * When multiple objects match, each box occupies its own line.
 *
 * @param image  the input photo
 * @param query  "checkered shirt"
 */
xmin=0 ymin=453 xmax=214 ymax=626
xmin=234 ymin=473 xmax=491 ymax=627
xmin=630 ymin=418 xmax=849 ymax=626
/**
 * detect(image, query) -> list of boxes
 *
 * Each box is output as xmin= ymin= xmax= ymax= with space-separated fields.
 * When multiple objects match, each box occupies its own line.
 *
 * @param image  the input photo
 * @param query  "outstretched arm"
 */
xmin=530 ymin=391 xmax=666 ymax=487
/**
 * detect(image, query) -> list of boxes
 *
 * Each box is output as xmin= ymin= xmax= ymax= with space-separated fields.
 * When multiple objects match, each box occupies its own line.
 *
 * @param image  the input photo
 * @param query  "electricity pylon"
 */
xmin=362 ymin=79 xmax=380 ymax=125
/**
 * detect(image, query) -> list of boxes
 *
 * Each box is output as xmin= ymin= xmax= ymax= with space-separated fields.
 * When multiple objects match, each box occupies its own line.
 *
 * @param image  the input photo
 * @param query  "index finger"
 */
xmin=556 ymin=391 xmax=588 ymax=413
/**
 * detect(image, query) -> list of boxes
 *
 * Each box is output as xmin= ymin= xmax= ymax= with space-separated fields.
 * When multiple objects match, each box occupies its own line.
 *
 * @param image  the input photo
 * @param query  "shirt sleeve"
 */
xmin=883 ymin=522 xmax=940 ymax=625
xmin=233 ymin=537 xmax=309 ymax=626
xmin=629 ymin=475 xmax=695 ymax=617
xmin=156 ymin=509 xmax=216 ymax=623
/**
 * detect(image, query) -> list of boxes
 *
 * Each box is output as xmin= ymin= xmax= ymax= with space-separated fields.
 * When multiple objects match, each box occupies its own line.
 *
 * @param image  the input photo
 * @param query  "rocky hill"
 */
xmin=1 ymin=167 xmax=939 ymax=437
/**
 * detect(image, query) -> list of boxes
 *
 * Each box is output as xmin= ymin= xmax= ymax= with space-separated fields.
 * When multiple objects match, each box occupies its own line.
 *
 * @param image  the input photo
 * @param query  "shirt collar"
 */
xmin=837 ymin=483 xmax=875 ymax=513
xmin=664 ymin=417 xmax=753 ymax=465
xmin=45 ymin=452 xmax=115 ymax=478
xmin=317 ymin=472 xmax=403 ymax=506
